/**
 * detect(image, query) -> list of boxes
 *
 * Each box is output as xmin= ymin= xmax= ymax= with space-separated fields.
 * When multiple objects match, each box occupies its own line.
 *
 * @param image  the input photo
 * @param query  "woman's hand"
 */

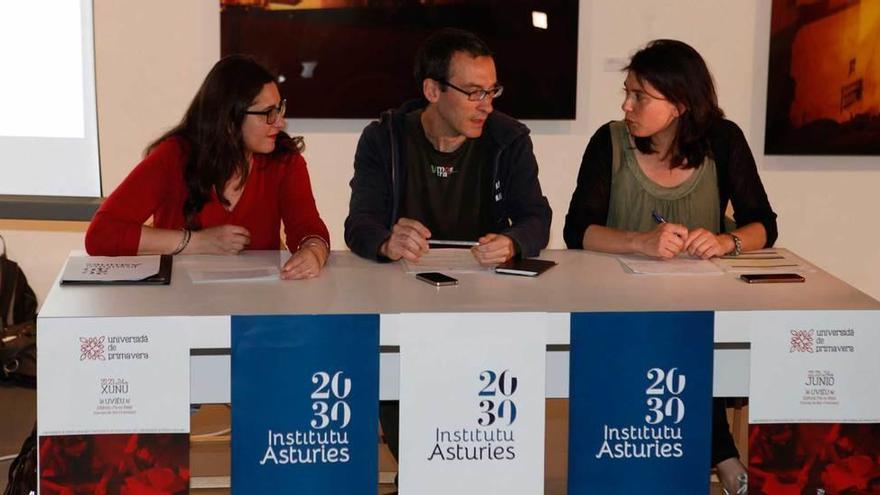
xmin=188 ymin=225 xmax=251 ymax=255
xmin=635 ymin=223 xmax=688 ymax=259
xmin=281 ymin=239 xmax=328 ymax=280
xmin=684 ymin=228 xmax=731 ymax=259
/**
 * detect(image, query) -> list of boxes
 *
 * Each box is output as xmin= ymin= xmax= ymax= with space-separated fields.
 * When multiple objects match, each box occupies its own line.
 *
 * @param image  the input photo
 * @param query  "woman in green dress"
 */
xmin=564 ymin=39 xmax=777 ymax=494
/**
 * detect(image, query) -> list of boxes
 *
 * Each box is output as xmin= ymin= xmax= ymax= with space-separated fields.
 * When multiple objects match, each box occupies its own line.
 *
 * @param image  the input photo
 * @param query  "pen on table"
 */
xmin=427 ymin=239 xmax=480 ymax=247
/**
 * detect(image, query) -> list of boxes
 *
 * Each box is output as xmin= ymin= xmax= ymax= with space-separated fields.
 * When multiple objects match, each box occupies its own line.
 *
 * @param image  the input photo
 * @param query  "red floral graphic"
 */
xmin=39 ymin=433 xmax=189 ymax=494
xmin=80 ymin=336 xmax=106 ymax=361
xmin=750 ymin=423 xmax=880 ymax=494
xmin=790 ymin=330 xmax=815 ymax=353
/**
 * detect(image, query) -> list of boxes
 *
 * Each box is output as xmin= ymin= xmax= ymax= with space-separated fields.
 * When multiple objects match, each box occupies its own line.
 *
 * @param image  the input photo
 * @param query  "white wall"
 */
xmin=2 ymin=0 xmax=878 ymax=305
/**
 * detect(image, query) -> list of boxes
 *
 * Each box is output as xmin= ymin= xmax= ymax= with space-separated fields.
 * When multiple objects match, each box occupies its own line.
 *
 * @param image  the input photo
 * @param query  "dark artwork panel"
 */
xmin=765 ymin=0 xmax=880 ymax=155
xmin=39 ymin=433 xmax=190 ymax=495
xmin=749 ymin=423 xmax=880 ymax=494
xmin=220 ymin=0 xmax=578 ymax=119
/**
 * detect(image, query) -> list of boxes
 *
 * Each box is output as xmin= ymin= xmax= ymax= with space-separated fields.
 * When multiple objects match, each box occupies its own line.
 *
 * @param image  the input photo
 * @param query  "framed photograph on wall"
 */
xmin=220 ymin=0 xmax=578 ymax=120
xmin=765 ymin=0 xmax=880 ymax=155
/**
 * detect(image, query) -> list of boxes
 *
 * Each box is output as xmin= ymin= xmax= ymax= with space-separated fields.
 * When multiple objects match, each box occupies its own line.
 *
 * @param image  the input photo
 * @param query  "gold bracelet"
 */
xmin=299 ymin=237 xmax=328 ymax=264
xmin=299 ymin=236 xmax=328 ymax=252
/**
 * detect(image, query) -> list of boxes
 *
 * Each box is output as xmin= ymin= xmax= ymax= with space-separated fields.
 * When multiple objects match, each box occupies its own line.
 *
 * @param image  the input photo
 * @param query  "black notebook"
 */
xmin=61 ymin=255 xmax=173 ymax=286
xmin=494 ymin=258 xmax=557 ymax=277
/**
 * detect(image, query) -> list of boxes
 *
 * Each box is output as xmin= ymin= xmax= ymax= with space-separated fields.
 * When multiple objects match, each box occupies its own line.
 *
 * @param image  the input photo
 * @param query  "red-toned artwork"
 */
xmin=765 ymin=0 xmax=880 ymax=155
xmin=749 ymin=423 xmax=880 ymax=494
xmin=39 ymin=433 xmax=189 ymax=495
xmin=221 ymin=0 xmax=466 ymax=9
xmin=219 ymin=0 xmax=579 ymax=119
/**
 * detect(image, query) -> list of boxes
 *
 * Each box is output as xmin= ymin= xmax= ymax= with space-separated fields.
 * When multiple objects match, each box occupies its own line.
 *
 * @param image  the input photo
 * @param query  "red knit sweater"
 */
xmin=85 ymin=137 xmax=330 ymax=255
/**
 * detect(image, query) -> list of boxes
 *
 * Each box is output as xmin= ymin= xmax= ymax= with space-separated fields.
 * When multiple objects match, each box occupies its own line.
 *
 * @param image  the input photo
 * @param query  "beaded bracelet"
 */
xmin=171 ymin=229 xmax=192 ymax=255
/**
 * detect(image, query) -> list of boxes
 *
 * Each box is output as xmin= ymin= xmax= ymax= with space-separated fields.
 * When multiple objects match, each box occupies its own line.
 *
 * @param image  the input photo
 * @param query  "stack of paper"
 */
xmin=714 ymin=250 xmax=811 ymax=273
xmin=402 ymin=248 xmax=491 ymax=274
xmin=617 ymin=255 xmax=724 ymax=275
xmin=177 ymin=257 xmax=283 ymax=284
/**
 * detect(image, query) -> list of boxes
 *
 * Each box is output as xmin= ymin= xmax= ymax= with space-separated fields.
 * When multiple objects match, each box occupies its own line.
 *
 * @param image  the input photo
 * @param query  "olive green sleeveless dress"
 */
xmin=605 ymin=121 xmax=720 ymax=233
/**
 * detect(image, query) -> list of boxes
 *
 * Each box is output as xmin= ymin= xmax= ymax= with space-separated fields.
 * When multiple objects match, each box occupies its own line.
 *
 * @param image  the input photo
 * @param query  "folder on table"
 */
xmin=494 ymin=258 xmax=557 ymax=277
xmin=61 ymin=255 xmax=172 ymax=285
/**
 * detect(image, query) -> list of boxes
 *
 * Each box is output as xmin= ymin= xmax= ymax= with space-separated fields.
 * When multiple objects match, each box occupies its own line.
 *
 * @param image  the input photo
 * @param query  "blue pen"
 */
xmin=651 ymin=210 xmax=667 ymax=224
xmin=652 ymin=210 xmax=687 ymax=241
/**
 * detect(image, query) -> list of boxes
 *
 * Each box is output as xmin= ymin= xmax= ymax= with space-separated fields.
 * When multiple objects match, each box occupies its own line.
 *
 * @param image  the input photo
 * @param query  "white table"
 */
xmin=38 ymin=249 xmax=880 ymax=404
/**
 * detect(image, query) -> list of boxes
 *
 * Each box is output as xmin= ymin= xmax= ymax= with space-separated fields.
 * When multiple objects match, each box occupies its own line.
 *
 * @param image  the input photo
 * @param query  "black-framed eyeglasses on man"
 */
xmin=245 ymin=99 xmax=287 ymax=124
xmin=438 ymin=80 xmax=504 ymax=102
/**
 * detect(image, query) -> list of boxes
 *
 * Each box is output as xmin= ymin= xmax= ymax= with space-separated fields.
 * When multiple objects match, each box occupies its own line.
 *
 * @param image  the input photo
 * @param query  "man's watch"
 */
xmin=727 ymin=233 xmax=743 ymax=256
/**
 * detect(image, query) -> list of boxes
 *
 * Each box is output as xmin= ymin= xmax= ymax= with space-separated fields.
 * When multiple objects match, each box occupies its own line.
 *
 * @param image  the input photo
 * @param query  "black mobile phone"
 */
xmin=740 ymin=273 xmax=805 ymax=284
xmin=416 ymin=272 xmax=458 ymax=287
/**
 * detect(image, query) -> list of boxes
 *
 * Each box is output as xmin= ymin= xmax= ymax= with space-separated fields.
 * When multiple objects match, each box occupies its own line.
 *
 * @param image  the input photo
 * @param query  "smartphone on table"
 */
xmin=740 ymin=273 xmax=805 ymax=284
xmin=416 ymin=272 xmax=458 ymax=287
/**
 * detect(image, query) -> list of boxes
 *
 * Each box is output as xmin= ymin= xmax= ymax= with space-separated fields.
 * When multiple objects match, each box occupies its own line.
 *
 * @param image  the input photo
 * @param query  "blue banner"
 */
xmin=568 ymin=312 xmax=714 ymax=494
xmin=231 ymin=314 xmax=379 ymax=494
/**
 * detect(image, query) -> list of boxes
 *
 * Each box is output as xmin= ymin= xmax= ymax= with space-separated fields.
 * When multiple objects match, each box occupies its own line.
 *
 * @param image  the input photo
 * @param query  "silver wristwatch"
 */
xmin=727 ymin=233 xmax=743 ymax=256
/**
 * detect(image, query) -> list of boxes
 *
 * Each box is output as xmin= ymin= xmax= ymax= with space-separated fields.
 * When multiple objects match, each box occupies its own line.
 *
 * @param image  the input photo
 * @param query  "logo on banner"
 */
xmin=80 ymin=336 xmax=106 ymax=360
xmin=79 ymin=334 xmax=150 ymax=361
xmin=790 ymin=330 xmax=814 ymax=353
xmin=595 ymin=368 xmax=685 ymax=460
xmin=789 ymin=328 xmax=855 ymax=354
xmin=260 ymin=371 xmax=353 ymax=465
xmin=428 ymin=369 xmax=519 ymax=462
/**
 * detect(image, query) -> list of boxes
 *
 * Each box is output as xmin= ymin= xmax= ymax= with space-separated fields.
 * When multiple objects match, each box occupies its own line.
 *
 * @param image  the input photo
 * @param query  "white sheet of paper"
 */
xmin=618 ymin=255 xmax=724 ymax=275
xmin=179 ymin=253 xmax=288 ymax=284
xmin=62 ymin=255 xmax=161 ymax=282
xmin=403 ymin=248 xmax=490 ymax=274
xmin=188 ymin=267 xmax=279 ymax=284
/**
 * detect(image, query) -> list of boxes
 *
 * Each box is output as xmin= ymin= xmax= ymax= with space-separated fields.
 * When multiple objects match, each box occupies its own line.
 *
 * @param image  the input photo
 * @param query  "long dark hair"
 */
xmin=147 ymin=55 xmax=304 ymax=227
xmin=625 ymin=39 xmax=724 ymax=169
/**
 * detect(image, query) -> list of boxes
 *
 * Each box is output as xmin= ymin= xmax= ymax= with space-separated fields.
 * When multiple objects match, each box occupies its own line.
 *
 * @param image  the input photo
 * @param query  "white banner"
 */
xmin=748 ymin=310 xmax=880 ymax=423
xmin=37 ymin=316 xmax=191 ymax=435
xmin=398 ymin=313 xmax=547 ymax=494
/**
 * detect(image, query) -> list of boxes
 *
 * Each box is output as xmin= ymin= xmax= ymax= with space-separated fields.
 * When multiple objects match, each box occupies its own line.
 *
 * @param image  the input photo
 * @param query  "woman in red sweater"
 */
xmin=86 ymin=55 xmax=330 ymax=279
